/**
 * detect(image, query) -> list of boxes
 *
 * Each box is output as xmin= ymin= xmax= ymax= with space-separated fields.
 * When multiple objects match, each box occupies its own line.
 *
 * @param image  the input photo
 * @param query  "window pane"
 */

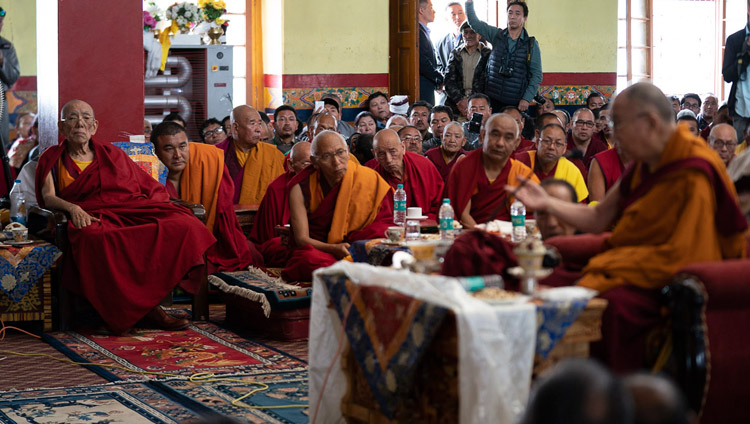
xmin=632 ymin=48 xmax=650 ymax=76
xmin=632 ymin=0 xmax=649 ymax=19
xmin=233 ymin=46 xmax=246 ymax=78
xmin=618 ymin=19 xmax=627 ymax=47
xmin=618 ymin=0 xmax=627 ymax=19
xmin=617 ymin=48 xmax=628 ymax=76
xmin=631 ymin=19 xmax=649 ymax=47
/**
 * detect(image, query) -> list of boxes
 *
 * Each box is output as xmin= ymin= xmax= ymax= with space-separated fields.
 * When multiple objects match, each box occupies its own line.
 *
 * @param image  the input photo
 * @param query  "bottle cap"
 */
xmin=14 ymin=180 xmax=20 ymax=183
xmin=397 ymin=184 xmax=404 ymax=189
xmin=442 ymin=198 xmax=450 ymax=204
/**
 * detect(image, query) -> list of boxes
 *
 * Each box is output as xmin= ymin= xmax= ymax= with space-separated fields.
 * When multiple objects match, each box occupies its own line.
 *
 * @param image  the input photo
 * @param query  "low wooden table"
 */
xmin=341 ymin=297 xmax=608 ymax=423
xmin=234 ymin=203 xmax=259 ymax=235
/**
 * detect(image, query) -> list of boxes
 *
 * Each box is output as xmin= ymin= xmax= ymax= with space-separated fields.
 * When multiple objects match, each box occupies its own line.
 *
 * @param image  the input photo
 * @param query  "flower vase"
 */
xmin=207 ymin=26 xmax=223 ymax=45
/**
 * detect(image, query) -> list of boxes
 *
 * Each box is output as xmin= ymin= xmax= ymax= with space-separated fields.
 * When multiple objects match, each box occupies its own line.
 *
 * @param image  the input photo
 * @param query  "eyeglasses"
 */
xmin=62 ymin=115 xmax=94 ymax=125
xmin=401 ymin=136 xmax=422 ymax=142
xmin=315 ymin=148 xmax=348 ymax=162
xmin=574 ymin=120 xmax=595 ymax=128
xmin=539 ymin=139 xmax=566 ymax=149
xmin=712 ymin=140 xmax=737 ymax=149
xmin=683 ymin=103 xmax=700 ymax=110
xmin=203 ymin=127 xmax=225 ymax=137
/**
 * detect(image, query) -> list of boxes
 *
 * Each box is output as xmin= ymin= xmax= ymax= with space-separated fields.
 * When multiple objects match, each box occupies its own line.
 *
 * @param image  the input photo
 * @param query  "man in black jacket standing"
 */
xmin=724 ymin=1 xmax=750 ymax=141
xmin=0 ymin=8 xmax=20 ymax=150
xmin=418 ymin=0 xmax=442 ymax=104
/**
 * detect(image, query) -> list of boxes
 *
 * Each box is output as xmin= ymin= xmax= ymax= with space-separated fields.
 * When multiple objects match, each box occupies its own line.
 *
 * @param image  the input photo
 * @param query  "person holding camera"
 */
xmin=723 ymin=2 xmax=750 ymax=142
xmin=0 ymin=7 xmax=19 ymax=150
xmin=465 ymin=0 xmax=541 ymax=113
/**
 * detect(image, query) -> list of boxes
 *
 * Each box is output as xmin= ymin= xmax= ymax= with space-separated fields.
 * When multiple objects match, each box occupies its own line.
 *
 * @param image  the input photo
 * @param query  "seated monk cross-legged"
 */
xmin=282 ymin=131 xmax=394 ymax=282
xmin=446 ymin=113 xmax=539 ymax=229
xmin=250 ymin=142 xmax=312 ymax=266
xmin=215 ymin=105 xmax=286 ymax=205
xmin=368 ymin=128 xmax=444 ymax=220
xmin=151 ymin=121 xmax=264 ymax=272
xmin=511 ymin=82 xmax=748 ymax=371
xmin=36 ymin=100 xmax=216 ymax=333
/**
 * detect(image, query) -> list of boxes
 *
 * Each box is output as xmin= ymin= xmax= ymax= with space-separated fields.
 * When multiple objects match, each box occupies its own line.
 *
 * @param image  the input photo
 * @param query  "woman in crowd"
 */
xmin=355 ymin=111 xmax=378 ymax=136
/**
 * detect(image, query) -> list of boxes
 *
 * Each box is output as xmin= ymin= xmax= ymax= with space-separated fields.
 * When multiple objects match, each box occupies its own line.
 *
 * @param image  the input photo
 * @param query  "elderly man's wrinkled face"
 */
xmin=597 ymin=109 xmax=612 ymax=137
xmin=312 ymin=114 xmax=338 ymax=139
xmin=710 ymin=124 xmax=738 ymax=165
xmin=399 ymin=127 xmax=423 ymax=154
xmin=482 ymin=115 xmax=518 ymax=164
xmin=59 ymin=100 xmax=98 ymax=146
xmin=442 ymin=123 xmax=466 ymax=153
xmin=312 ymin=132 xmax=349 ymax=185
xmin=703 ymin=96 xmax=718 ymax=118
xmin=373 ymin=130 xmax=406 ymax=177
xmin=369 ymin=95 xmax=390 ymax=122
xmin=233 ymin=108 xmax=263 ymax=146
xmin=572 ymin=110 xmax=595 ymax=142
xmin=154 ymin=131 xmax=190 ymax=174
xmin=430 ymin=112 xmax=451 ymax=140
xmin=202 ymin=123 xmax=226 ymax=145
xmin=409 ymin=106 xmax=431 ymax=132
xmin=274 ymin=110 xmax=298 ymax=139
xmin=536 ymin=184 xmax=577 ymax=239
xmin=537 ymin=126 xmax=567 ymax=167
xmin=462 ymin=27 xmax=479 ymax=48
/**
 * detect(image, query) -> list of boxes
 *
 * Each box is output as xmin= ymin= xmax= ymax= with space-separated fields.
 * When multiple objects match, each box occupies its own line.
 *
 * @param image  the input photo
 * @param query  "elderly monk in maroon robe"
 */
xmin=215 ymin=105 xmax=285 ymax=204
xmin=151 ymin=121 xmax=263 ymax=272
xmin=282 ymin=131 xmax=393 ymax=282
xmin=250 ymin=142 xmax=312 ymax=266
xmin=368 ymin=129 xmax=444 ymax=220
xmin=446 ymin=113 xmax=539 ymax=228
xmin=36 ymin=100 xmax=216 ymax=333
xmin=425 ymin=122 xmax=467 ymax=183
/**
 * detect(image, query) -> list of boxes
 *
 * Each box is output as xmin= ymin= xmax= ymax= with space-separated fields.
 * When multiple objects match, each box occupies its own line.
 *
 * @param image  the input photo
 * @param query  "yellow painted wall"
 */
xmin=282 ymin=0 xmax=389 ymax=75
xmin=527 ymin=0 xmax=617 ymax=73
xmin=3 ymin=1 xmax=36 ymax=76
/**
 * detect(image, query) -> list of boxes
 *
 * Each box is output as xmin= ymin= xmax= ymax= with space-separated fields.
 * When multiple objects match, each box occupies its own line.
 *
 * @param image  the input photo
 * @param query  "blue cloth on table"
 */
xmin=535 ymin=298 xmax=590 ymax=358
xmin=0 ymin=244 xmax=61 ymax=303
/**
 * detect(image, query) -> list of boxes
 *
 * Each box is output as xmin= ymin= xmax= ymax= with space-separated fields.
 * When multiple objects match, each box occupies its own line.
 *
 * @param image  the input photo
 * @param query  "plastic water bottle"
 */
xmin=438 ymin=198 xmax=454 ymax=240
xmin=510 ymin=199 xmax=526 ymax=243
xmin=10 ymin=180 xmax=26 ymax=226
xmin=457 ymin=275 xmax=504 ymax=292
xmin=394 ymin=184 xmax=407 ymax=225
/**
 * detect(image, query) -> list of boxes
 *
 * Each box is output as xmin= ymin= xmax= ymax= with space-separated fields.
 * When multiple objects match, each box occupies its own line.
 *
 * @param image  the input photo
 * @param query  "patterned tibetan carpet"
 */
xmin=0 ymin=333 xmax=108 ymax=391
xmin=154 ymin=370 xmax=309 ymax=423
xmin=0 ymin=382 xmax=209 ymax=423
xmin=42 ymin=321 xmax=307 ymax=382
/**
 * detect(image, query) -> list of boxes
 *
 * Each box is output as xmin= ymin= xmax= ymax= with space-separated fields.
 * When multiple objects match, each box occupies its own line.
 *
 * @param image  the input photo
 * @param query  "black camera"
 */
xmin=467 ymin=112 xmax=483 ymax=133
xmin=533 ymin=94 xmax=546 ymax=105
xmin=499 ymin=64 xmax=514 ymax=78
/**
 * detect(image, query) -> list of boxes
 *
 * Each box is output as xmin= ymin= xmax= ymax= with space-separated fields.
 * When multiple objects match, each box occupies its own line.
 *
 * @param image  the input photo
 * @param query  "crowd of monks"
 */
xmin=38 ymin=81 xmax=748 ymax=368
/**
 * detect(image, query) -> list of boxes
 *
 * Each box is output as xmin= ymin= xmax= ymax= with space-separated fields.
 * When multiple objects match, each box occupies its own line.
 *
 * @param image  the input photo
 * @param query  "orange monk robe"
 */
xmin=165 ymin=143 xmax=263 ymax=272
xmin=580 ymin=125 xmax=748 ymax=293
xmin=282 ymin=161 xmax=394 ymax=282
xmin=446 ymin=149 xmax=539 ymax=224
xmin=215 ymin=137 xmax=285 ymax=204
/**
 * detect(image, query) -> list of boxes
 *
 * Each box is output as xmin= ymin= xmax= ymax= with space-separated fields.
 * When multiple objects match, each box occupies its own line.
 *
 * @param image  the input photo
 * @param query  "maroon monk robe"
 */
xmin=250 ymin=171 xmax=294 ymax=266
xmin=366 ymin=151 xmax=444 ymax=220
xmin=591 ymin=147 xmax=626 ymax=192
xmin=214 ymin=137 xmax=244 ymax=203
xmin=446 ymin=149 xmax=535 ymax=224
xmin=35 ymin=139 xmax=216 ymax=334
xmin=566 ymin=132 xmax=609 ymax=175
xmin=165 ymin=166 xmax=263 ymax=273
xmin=281 ymin=166 xmax=394 ymax=282
xmin=425 ymin=147 xmax=466 ymax=182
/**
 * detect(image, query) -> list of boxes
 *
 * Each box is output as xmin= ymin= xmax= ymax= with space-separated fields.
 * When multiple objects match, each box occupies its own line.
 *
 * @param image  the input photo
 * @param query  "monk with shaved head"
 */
xmin=282 ymin=131 xmax=393 ymax=281
xmin=446 ymin=113 xmax=538 ymax=228
xmin=250 ymin=141 xmax=312 ymax=265
xmin=215 ymin=105 xmax=285 ymax=204
xmin=36 ymin=99 xmax=216 ymax=333
xmin=511 ymin=82 xmax=747 ymax=371
xmin=368 ymin=129 xmax=444 ymax=219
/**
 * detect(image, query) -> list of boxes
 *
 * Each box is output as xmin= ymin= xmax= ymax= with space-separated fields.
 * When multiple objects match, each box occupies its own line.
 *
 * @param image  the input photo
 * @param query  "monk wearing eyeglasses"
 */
xmin=282 ymin=131 xmax=393 ymax=282
xmin=566 ymin=108 xmax=609 ymax=179
xmin=214 ymin=105 xmax=285 ymax=205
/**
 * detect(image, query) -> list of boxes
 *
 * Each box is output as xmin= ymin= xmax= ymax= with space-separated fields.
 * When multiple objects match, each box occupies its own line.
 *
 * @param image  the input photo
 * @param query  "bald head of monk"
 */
xmin=288 ymin=141 xmax=312 ymax=174
xmin=481 ymin=113 xmax=519 ymax=167
xmin=709 ymin=123 xmax=738 ymax=165
xmin=612 ymin=82 xmax=677 ymax=169
xmin=231 ymin=105 xmax=263 ymax=150
xmin=59 ymin=99 xmax=98 ymax=146
xmin=311 ymin=130 xmax=349 ymax=186
xmin=372 ymin=129 xmax=406 ymax=179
